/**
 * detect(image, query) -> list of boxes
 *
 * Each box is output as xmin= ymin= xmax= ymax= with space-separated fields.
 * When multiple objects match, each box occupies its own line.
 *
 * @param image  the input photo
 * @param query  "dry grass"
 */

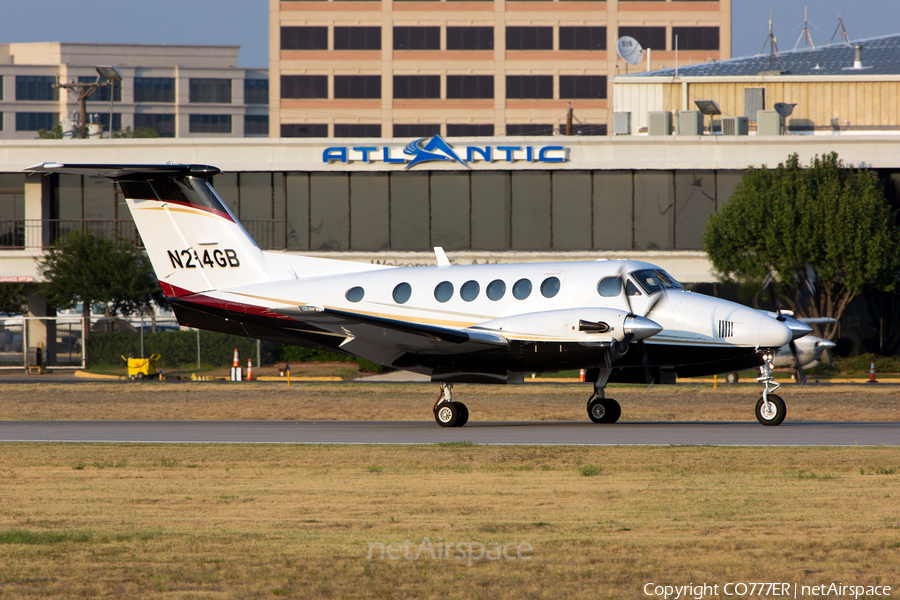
xmin=2 ymin=381 xmax=900 ymax=423
xmin=0 ymin=444 xmax=898 ymax=598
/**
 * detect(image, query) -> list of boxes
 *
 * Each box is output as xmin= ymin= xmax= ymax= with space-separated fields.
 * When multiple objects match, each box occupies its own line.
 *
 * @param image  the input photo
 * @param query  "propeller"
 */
xmin=615 ymin=267 xmax=666 ymax=383
xmin=764 ymin=274 xmax=806 ymax=384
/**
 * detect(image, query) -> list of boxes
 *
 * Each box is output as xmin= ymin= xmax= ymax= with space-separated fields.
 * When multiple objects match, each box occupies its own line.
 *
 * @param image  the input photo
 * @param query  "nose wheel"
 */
xmin=433 ymin=383 xmax=469 ymax=427
xmin=756 ymin=353 xmax=787 ymax=426
xmin=587 ymin=396 xmax=621 ymax=424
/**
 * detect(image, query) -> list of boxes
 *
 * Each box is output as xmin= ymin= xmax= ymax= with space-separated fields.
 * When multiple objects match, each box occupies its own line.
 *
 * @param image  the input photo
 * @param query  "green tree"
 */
xmin=703 ymin=152 xmax=900 ymax=340
xmin=0 ymin=283 xmax=29 ymax=315
xmin=113 ymin=126 xmax=160 ymax=138
xmin=38 ymin=230 xmax=167 ymax=341
xmin=37 ymin=124 xmax=64 ymax=139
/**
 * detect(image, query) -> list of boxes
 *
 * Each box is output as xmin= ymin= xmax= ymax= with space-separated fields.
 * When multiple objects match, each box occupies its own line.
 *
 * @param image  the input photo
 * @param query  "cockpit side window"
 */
xmin=625 ymin=280 xmax=642 ymax=296
xmin=630 ymin=269 xmax=684 ymax=295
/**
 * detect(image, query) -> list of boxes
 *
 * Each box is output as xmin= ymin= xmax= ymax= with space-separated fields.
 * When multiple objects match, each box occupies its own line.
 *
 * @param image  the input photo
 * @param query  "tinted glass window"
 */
xmin=461 ymin=280 xmax=480 ymax=302
xmin=134 ymin=77 xmax=176 ymax=103
xmin=281 ymin=123 xmax=328 ymax=137
xmin=244 ymin=79 xmax=269 ymax=104
xmin=15 ymin=112 xmax=57 ymax=131
xmin=630 ymin=269 xmax=684 ymax=295
xmin=541 ymin=276 xmax=560 ymax=298
xmin=394 ymin=27 xmax=440 ymax=50
xmin=505 ymin=123 xmax=554 ymax=136
xmin=446 ymin=75 xmax=493 ymax=99
xmin=133 ymin=114 xmax=175 ymax=137
xmin=512 ymin=278 xmax=532 ymax=300
xmin=346 ymin=286 xmax=365 ymax=302
xmin=486 ymin=279 xmax=506 ymax=301
xmin=447 ymin=124 xmax=493 ymax=137
xmin=434 ymin=281 xmax=454 ymax=302
xmin=15 ymin=76 xmax=58 ymax=101
xmin=190 ymin=79 xmax=231 ymax=103
xmin=506 ymin=76 xmax=553 ymax=99
xmin=334 ymin=26 xmax=382 ymax=50
xmin=393 ymin=282 xmax=412 ymax=304
xmin=446 ymin=27 xmax=494 ymax=50
xmin=626 ymin=280 xmax=642 ymax=296
xmin=597 ymin=277 xmax=622 ymax=297
xmin=559 ymin=26 xmax=607 ymax=50
xmin=673 ymin=27 xmax=719 ymax=50
xmin=244 ymin=115 xmax=268 ymax=136
xmin=334 ymin=123 xmax=381 ymax=137
xmin=281 ymin=75 xmax=328 ymax=99
xmin=393 ymin=76 xmax=440 ymax=99
xmin=393 ymin=123 xmax=440 ymax=137
xmin=334 ymin=75 xmax=381 ymax=99
xmin=78 ymin=76 xmax=121 ymax=102
xmin=618 ymin=26 xmax=666 ymax=51
xmin=506 ymin=27 xmax=553 ymax=50
xmin=281 ymin=27 xmax=327 ymax=50
xmin=559 ymin=76 xmax=607 ymax=99
xmin=189 ymin=114 xmax=232 ymax=133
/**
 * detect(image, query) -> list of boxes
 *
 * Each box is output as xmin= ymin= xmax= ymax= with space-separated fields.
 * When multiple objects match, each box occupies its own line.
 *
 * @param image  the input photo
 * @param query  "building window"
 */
xmin=189 ymin=114 xmax=231 ymax=133
xmin=281 ymin=26 xmax=328 ymax=50
xmin=572 ymin=123 xmax=607 ymax=136
xmin=505 ymin=75 xmax=552 ymax=99
xmin=134 ymin=78 xmax=176 ymax=103
xmin=393 ymin=124 xmax=440 ymax=137
xmin=393 ymin=76 xmax=440 ymax=99
xmin=446 ymin=26 xmax=494 ymax=50
xmin=335 ymin=124 xmax=381 ymax=137
xmin=93 ymin=113 xmax=122 ymax=133
xmin=0 ymin=113 xmax=3 ymax=131
xmin=134 ymin=113 xmax=175 ymax=137
xmin=15 ymin=112 xmax=58 ymax=131
xmin=559 ymin=27 xmax=607 ymax=50
xmin=282 ymin=123 xmax=328 ymax=137
xmin=244 ymin=79 xmax=269 ymax=104
xmin=447 ymin=124 xmax=493 ymax=136
xmin=446 ymin=75 xmax=493 ymax=99
xmin=617 ymin=26 xmax=666 ymax=51
xmin=0 ymin=76 xmax=3 ymax=100
xmin=77 ymin=77 xmax=122 ymax=102
xmin=334 ymin=27 xmax=381 ymax=50
xmin=506 ymin=123 xmax=554 ymax=136
xmin=190 ymin=79 xmax=232 ymax=104
xmin=16 ymin=76 xmax=58 ymax=101
xmin=673 ymin=27 xmax=719 ymax=50
xmin=506 ymin=27 xmax=552 ymax=50
xmin=559 ymin=76 xmax=607 ymax=99
xmin=393 ymin=27 xmax=440 ymax=50
xmin=245 ymin=115 xmax=269 ymax=136
xmin=334 ymin=75 xmax=381 ymax=99
xmin=281 ymin=75 xmax=328 ymax=99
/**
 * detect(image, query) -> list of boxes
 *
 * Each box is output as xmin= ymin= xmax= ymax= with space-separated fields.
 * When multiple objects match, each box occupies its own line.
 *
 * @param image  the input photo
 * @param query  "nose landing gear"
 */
xmin=586 ymin=365 xmax=621 ymax=424
xmin=755 ymin=353 xmax=787 ymax=426
xmin=433 ymin=383 xmax=469 ymax=427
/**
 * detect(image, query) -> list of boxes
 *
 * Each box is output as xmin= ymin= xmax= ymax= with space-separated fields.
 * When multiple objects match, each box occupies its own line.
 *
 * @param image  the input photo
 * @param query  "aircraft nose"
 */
xmin=625 ymin=315 xmax=663 ymax=341
xmin=758 ymin=316 xmax=792 ymax=349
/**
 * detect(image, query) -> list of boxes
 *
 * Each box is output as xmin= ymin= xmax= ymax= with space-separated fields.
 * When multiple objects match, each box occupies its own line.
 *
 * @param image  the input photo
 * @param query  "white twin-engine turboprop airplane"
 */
xmin=28 ymin=163 xmax=813 ymax=427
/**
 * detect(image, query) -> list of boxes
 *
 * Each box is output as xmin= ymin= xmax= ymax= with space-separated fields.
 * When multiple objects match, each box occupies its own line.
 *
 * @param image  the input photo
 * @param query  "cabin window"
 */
xmin=597 ymin=277 xmax=621 ymax=297
xmin=486 ymin=279 xmax=506 ymax=301
xmin=461 ymin=280 xmax=480 ymax=302
xmin=512 ymin=278 xmax=532 ymax=300
xmin=393 ymin=282 xmax=412 ymax=304
xmin=434 ymin=281 xmax=454 ymax=303
xmin=345 ymin=286 xmax=365 ymax=302
xmin=541 ymin=276 xmax=560 ymax=298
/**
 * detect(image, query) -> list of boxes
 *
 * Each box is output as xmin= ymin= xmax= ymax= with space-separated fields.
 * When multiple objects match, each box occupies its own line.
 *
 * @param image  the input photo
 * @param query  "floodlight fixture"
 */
xmin=96 ymin=65 xmax=122 ymax=81
xmin=694 ymin=99 xmax=721 ymax=116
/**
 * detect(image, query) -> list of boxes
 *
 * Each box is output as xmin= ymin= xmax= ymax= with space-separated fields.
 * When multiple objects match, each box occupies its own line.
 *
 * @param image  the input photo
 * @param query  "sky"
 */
xmin=1 ymin=0 xmax=898 ymax=67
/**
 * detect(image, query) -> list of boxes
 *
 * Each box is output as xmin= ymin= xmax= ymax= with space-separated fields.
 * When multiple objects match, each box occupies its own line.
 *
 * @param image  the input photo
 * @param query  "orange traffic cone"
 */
xmin=231 ymin=348 xmax=242 ymax=381
xmin=247 ymin=358 xmax=253 ymax=381
xmin=868 ymin=360 xmax=877 ymax=383
xmin=579 ymin=369 xmax=586 ymax=382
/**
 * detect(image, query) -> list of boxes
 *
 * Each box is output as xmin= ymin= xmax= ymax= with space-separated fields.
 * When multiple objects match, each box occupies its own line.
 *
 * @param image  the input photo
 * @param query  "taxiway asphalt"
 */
xmin=0 ymin=420 xmax=897 ymax=446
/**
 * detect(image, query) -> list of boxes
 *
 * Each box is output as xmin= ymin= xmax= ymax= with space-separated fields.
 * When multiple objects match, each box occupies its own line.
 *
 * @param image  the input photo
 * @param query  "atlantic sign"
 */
xmin=323 ymin=135 xmax=568 ymax=170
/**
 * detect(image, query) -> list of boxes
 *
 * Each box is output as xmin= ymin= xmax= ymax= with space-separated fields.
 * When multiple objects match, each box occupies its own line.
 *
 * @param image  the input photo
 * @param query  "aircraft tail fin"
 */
xmin=26 ymin=163 xmax=270 ymax=297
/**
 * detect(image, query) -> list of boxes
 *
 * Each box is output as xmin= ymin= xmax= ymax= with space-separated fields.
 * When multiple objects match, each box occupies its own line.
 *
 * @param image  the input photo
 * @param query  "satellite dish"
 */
xmin=774 ymin=103 xmax=796 ymax=118
xmin=616 ymin=36 xmax=644 ymax=65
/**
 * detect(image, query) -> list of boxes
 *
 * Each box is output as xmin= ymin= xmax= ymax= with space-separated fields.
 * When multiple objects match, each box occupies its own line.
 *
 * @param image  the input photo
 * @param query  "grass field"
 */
xmin=2 ymin=381 xmax=900 ymax=423
xmin=0 ymin=444 xmax=898 ymax=599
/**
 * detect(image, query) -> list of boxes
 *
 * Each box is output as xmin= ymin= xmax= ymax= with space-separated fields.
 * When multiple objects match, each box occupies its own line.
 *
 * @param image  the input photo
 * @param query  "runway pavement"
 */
xmin=0 ymin=419 xmax=898 ymax=446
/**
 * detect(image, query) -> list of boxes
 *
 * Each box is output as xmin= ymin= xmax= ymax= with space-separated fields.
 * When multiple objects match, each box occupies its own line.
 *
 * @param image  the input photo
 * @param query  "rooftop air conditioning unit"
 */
xmin=648 ymin=111 xmax=672 ymax=136
xmin=721 ymin=116 xmax=749 ymax=136
xmin=757 ymin=110 xmax=782 ymax=136
xmin=676 ymin=111 xmax=703 ymax=136
xmin=613 ymin=112 xmax=632 ymax=135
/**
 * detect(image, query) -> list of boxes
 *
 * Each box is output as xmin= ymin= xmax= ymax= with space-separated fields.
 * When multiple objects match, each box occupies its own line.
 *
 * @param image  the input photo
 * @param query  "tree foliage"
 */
xmin=0 ymin=283 xmax=29 ymax=315
xmin=38 ymin=231 xmax=167 ymax=338
xmin=703 ymin=152 xmax=900 ymax=339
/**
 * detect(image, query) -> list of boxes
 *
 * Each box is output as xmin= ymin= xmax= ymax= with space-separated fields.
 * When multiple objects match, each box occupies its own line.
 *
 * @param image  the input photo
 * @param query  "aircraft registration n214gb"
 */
xmin=27 ymin=163 xmax=812 ymax=427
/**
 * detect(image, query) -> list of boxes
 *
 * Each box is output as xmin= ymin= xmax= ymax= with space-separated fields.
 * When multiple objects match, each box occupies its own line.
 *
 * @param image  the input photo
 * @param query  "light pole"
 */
xmin=54 ymin=65 xmax=122 ymax=139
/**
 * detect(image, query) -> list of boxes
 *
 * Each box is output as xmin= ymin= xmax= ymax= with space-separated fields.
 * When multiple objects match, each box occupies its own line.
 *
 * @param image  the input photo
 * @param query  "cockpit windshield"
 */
xmin=630 ymin=269 xmax=685 ymax=295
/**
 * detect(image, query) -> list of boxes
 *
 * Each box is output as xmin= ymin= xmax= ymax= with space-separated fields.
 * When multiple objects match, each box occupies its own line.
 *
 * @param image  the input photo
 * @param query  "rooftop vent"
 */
xmin=854 ymin=44 xmax=862 ymax=69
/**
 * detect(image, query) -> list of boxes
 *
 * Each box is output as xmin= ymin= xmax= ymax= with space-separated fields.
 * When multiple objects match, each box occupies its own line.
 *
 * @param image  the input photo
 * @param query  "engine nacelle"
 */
xmin=473 ymin=308 xmax=661 ymax=343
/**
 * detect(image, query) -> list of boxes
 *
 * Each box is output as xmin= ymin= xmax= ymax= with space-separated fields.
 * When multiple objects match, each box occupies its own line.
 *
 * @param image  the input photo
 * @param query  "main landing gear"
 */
xmin=755 ymin=352 xmax=787 ymax=426
xmin=586 ymin=365 xmax=620 ymax=424
xmin=433 ymin=383 xmax=469 ymax=427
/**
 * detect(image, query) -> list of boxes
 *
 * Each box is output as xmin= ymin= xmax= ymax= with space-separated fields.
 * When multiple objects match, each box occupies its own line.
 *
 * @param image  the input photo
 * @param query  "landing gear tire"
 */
xmin=587 ymin=397 xmax=621 ymax=424
xmin=725 ymin=372 xmax=739 ymax=384
xmin=454 ymin=403 xmax=469 ymax=427
xmin=755 ymin=394 xmax=786 ymax=426
xmin=434 ymin=403 xmax=460 ymax=427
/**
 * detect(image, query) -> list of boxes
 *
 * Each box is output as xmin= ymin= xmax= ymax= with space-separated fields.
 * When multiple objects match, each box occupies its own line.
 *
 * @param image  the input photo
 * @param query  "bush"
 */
xmin=808 ymin=352 xmax=900 ymax=376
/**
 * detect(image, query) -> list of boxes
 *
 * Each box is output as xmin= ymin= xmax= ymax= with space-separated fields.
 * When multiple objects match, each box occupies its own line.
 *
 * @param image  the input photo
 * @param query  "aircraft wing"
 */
xmin=275 ymin=307 xmax=509 ymax=356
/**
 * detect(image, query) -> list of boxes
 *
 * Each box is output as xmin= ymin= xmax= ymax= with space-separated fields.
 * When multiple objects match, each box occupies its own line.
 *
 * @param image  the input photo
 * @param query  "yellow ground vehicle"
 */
xmin=122 ymin=354 xmax=161 ymax=380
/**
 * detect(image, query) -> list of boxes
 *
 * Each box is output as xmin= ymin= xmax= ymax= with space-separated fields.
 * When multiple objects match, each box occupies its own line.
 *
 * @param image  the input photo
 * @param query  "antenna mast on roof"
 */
xmin=759 ymin=9 xmax=786 ymax=73
xmin=793 ymin=6 xmax=818 ymax=51
xmin=829 ymin=14 xmax=850 ymax=46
